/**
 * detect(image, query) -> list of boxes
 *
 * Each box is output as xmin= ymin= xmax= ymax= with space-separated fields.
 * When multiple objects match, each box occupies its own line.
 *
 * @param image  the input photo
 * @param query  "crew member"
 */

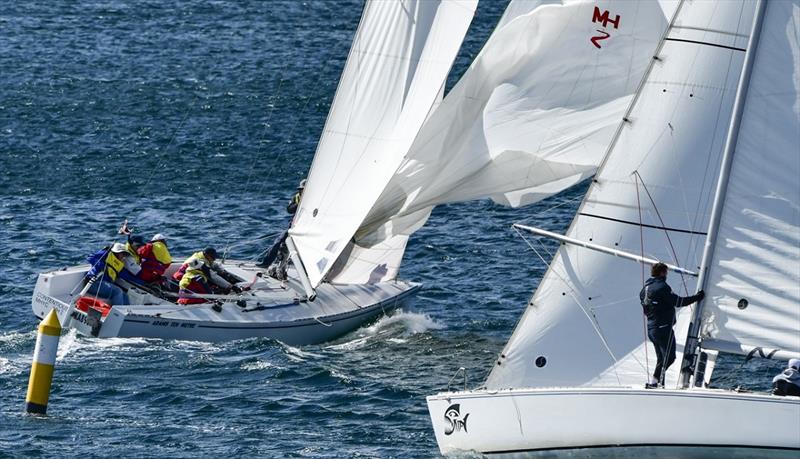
xmin=773 ymin=359 xmax=800 ymax=396
xmin=85 ymin=242 xmax=144 ymax=305
xmin=173 ymin=247 xmax=240 ymax=304
xmin=137 ymin=233 xmax=172 ymax=284
xmin=286 ymin=179 xmax=306 ymax=216
xmin=259 ymin=178 xmax=306 ymax=279
xmin=640 ymin=262 xmax=704 ymax=388
xmin=126 ymin=234 xmax=146 ymax=264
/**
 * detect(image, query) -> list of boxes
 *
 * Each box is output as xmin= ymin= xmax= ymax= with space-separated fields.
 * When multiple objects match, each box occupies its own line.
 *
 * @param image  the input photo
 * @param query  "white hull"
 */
xmin=426 ymin=387 xmax=800 ymax=457
xmin=32 ymin=261 xmax=420 ymax=345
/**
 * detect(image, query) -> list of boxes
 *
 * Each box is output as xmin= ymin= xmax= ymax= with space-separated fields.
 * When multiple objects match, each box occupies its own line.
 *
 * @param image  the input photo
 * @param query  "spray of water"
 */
xmin=326 ymin=310 xmax=445 ymax=351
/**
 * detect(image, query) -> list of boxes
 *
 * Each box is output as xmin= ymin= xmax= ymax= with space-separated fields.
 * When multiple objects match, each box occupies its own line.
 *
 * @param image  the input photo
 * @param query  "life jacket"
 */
xmin=175 ymin=251 xmax=213 ymax=289
xmin=287 ymin=191 xmax=302 ymax=214
xmin=125 ymin=242 xmax=142 ymax=264
xmin=137 ymin=241 xmax=172 ymax=282
xmin=151 ymin=241 xmax=171 ymax=264
xmin=86 ymin=248 xmax=125 ymax=282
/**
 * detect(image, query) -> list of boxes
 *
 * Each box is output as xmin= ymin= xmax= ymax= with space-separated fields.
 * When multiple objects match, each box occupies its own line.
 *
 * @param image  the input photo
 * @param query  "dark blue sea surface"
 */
xmin=0 ymin=1 xmax=784 ymax=457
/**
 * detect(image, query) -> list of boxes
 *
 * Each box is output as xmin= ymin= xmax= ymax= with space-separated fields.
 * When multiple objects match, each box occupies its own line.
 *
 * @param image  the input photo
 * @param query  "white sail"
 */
xmin=700 ymin=0 xmax=800 ymax=358
xmin=326 ymin=234 xmax=410 ymax=285
xmin=485 ymin=0 xmax=757 ymax=390
xmin=356 ymin=0 xmax=676 ymax=243
xmin=288 ymin=0 xmax=478 ymax=287
xmin=329 ymin=0 xmax=553 ymax=285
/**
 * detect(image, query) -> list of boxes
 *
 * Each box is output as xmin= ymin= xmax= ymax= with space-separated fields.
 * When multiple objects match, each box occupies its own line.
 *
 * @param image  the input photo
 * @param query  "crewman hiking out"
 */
xmin=173 ymin=247 xmax=241 ymax=304
xmin=84 ymin=242 xmax=145 ymax=306
xmin=640 ymin=262 xmax=704 ymax=388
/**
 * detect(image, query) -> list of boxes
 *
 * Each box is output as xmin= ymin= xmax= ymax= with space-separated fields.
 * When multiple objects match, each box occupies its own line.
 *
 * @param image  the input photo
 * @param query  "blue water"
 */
xmin=0 ymin=1 xmax=785 ymax=457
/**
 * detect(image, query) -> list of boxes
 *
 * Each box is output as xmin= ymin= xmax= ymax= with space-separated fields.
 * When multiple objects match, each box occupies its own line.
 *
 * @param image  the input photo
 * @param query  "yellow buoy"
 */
xmin=25 ymin=308 xmax=62 ymax=415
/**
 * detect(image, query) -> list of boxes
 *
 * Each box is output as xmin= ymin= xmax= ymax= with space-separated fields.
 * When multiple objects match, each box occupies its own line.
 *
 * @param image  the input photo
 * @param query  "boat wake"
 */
xmin=0 ymin=329 xmax=35 ymax=350
xmin=363 ymin=309 xmax=444 ymax=336
xmin=56 ymin=328 xmax=79 ymax=361
xmin=280 ymin=343 xmax=324 ymax=362
xmin=327 ymin=310 xmax=444 ymax=350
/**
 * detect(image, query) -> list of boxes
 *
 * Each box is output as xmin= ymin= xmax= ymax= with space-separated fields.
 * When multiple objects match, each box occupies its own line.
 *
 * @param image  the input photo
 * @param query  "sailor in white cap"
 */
xmin=773 ymin=359 xmax=800 ymax=396
xmin=83 ymin=242 xmax=143 ymax=305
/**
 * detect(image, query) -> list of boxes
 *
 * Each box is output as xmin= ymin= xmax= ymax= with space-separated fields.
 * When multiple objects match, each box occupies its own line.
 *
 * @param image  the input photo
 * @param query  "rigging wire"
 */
xmin=633 ymin=170 xmax=689 ymax=296
xmin=218 ymin=59 xmax=294 ymax=260
xmin=634 ymin=171 xmax=695 ymax=387
xmin=634 ymin=173 xmax=651 ymax=380
xmin=513 ymin=226 xmax=623 ymax=385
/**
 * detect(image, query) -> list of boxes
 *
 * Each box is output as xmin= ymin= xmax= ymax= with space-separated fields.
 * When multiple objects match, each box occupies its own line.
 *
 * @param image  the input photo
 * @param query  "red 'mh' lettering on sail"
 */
xmin=592 ymin=6 xmax=620 ymax=29
xmin=590 ymin=6 xmax=621 ymax=49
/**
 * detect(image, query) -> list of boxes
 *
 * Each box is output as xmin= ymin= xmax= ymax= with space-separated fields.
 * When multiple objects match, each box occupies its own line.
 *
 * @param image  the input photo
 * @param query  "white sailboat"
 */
xmin=30 ymin=0 xmax=479 ymax=344
xmin=427 ymin=0 xmax=800 ymax=455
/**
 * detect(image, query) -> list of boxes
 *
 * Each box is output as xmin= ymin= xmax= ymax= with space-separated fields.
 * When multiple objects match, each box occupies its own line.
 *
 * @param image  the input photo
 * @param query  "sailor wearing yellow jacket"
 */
xmin=172 ymin=247 xmax=238 ymax=304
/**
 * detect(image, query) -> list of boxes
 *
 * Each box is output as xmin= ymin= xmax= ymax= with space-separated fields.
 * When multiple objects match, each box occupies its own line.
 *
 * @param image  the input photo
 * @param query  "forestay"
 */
xmin=485 ymin=0 xmax=757 ymax=390
xmin=356 ymin=0 xmax=676 ymax=245
xmin=289 ymin=0 xmax=478 ymax=287
xmin=700 ymin=0 xmax=800 ymax=359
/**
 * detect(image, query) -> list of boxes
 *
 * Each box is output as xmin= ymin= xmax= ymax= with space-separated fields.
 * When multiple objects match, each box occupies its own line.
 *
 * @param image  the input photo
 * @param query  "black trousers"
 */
xmin=648 ymin=324 xmax=676 ymax=384
xmin=773 ymin=380 xmax=800 ymax=397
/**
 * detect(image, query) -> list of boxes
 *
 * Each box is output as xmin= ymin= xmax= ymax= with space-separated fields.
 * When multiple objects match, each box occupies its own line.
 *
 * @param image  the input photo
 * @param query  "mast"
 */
xmin=679 ymin=0 xmax=768 ymax=388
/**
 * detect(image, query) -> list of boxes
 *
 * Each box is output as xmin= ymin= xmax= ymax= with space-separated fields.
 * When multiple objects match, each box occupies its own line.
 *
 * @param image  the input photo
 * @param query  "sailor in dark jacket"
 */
xmin=772 ymin=359 xmax=800 ymax=396
xmin=640 ymin=262 xmax=704 ymax=387
xmin=258 ymin=179 xmax=306 ymax=275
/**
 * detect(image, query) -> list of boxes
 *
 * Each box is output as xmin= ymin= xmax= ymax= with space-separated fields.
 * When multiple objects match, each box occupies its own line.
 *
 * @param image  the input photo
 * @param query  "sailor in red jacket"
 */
xmin=137 ymin=233 xmax=172 ymax=284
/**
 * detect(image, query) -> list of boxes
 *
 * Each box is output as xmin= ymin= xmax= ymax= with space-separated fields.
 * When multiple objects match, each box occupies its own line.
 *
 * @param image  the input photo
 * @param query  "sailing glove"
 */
xmin=695 ymin=290 xmax=705 ymax=302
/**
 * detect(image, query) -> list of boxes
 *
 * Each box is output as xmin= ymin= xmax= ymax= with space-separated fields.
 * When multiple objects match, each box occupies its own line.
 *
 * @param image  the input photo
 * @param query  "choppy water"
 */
xmin=0 ymin=1 xmax=785 ymax=457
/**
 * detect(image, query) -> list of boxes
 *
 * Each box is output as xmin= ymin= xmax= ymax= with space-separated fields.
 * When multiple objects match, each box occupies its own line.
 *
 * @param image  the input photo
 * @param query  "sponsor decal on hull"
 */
xmin=444 ymin=403 xmax=469 ymax=435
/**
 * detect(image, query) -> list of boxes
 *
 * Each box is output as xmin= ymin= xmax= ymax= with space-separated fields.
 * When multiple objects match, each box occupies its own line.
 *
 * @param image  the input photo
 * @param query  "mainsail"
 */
xmin=355 ymin=0 xmax=676 ymax=245
xmin=699 ymin=0 xmax=800 ymax=359
xmin=289 ymin=0 xmax=478 ymax=287
xmin=485 ymin=0 xmax=757 ymax=390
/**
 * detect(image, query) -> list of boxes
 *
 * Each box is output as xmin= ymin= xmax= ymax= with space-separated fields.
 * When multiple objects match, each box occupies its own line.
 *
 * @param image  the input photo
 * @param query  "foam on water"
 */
xmin=280 ymin=343 xmax=324 ymax=362
xmin=363 ymin=309 xmax=446 ymax=336
xmin=55 ymin=328 xmax=79 ymax=361
xmin=241 ymin=360 xmax=278 ymax=371
xmin=325 ymin=310 xmax=444 ymax=351
xmin=0 ymin=357 xmax=14 ymax=375
xmin=0 ymin=330 xmax=35 ymax=348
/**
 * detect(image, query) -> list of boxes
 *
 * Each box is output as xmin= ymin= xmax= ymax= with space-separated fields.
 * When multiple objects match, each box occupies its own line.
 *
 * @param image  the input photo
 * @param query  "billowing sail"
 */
xmin=486 ymin=0 xmax=757 ymax=390
xmin=356 ymin=0 xmax=676 ymax=244
xmin=701 ymin=0 xmax=800 ymax=358
xmin=289 ymin=0 xmax=478 ymax=287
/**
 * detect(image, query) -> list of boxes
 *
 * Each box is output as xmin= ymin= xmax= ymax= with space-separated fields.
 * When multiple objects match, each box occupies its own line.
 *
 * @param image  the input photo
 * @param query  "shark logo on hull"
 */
xmin=444 ymin=403 xmax=469 ymax=435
